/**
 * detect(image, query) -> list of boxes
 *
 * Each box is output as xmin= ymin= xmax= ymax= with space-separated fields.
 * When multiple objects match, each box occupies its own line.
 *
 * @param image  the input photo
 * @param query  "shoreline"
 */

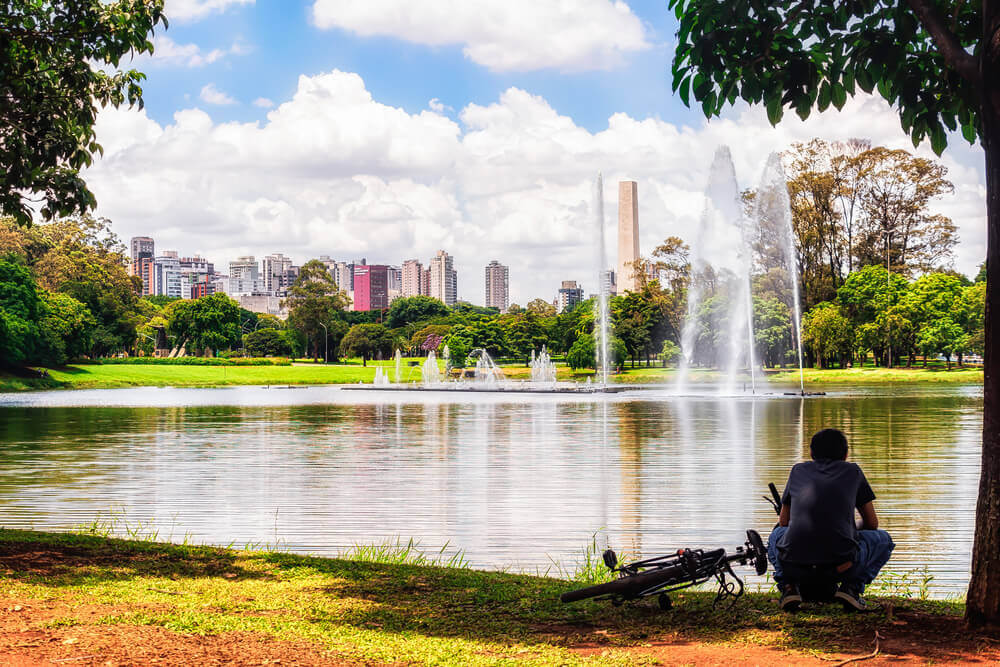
xmin=0 ymin=528 xmax=994 ymax=665
xmin=0 ymin=363 xmax=985 ymax=393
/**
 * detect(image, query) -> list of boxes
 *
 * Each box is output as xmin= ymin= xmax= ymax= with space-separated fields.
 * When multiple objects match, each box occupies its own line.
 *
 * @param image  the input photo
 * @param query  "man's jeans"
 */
xmin=767 ymin=526 xmax=895 ymax=592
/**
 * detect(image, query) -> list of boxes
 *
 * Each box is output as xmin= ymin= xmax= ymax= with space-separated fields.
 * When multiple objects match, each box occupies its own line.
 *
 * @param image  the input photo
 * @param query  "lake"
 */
xmin=0 ymin=384 xmax=983 ymax=595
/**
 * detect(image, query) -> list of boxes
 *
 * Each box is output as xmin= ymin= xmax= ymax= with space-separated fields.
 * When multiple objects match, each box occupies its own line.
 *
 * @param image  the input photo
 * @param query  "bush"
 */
xmin=567 ymin=334 xmax=596 ymax=370
xmin=245 ymin=328 xmax=294 ymax=357
xmin=88 ymin=357 xmax=290 ymax=366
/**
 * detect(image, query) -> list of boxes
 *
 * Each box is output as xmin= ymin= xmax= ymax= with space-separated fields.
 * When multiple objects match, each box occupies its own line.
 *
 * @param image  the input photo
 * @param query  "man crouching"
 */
xmin=767 ymin=428 xmax=895 ymax=611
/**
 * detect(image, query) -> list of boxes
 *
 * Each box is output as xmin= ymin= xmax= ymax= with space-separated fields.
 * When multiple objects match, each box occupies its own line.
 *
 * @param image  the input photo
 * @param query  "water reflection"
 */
xmin=0 ymin=386 xmax=982 ymax=594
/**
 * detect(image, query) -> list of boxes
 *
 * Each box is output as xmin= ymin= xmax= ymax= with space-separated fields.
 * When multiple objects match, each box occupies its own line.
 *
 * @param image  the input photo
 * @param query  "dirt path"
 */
xmin=3 ymin=596 xmax=999 ymax=665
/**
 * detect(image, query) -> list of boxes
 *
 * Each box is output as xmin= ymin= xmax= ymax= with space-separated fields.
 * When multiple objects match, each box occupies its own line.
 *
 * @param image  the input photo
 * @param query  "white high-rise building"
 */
xmin=229 ymin=256 xmax=262 ymax=295
xmin=428 ymin=250 xmax=457 ymax=306
xmin=557 ymin=280 xmax=584 ymax=313
xmin=262 ymin=253 xmax=296 ymax=295
xmin=484 ymin=260 xmax=509 ymax=312
xmin=153 ymin=254 xmax=182 ymax=298
xmin=600 ymin=269 xmax=617 ymax=297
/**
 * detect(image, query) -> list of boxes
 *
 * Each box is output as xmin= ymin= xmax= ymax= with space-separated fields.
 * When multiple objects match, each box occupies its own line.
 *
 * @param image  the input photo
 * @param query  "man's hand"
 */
xmin=779 ymin=503 xmax=790 ymax=527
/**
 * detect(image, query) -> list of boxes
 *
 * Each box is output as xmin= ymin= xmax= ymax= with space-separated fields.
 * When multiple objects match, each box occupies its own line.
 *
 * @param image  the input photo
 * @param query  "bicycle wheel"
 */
xmin=560 ymin=562 xmax=687 ymax=603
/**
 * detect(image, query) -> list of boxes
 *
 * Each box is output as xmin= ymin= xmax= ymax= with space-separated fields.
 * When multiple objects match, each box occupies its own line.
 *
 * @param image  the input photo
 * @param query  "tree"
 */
xmin=784 ymin=139 xmax=846 ymax=306
xmin=964 ymin=282 xmax=988 ymax=358
xmin=244 ymin=328 xmax=293 ymax=358
xmin=754 ymin=296 xmax=795 ymax=368
xmin=611 ymin=290 xmax=656 ymax=367
xmin=503 ymin=311 xmax=548 ymax=364
xmin=0 ymin=1 xmax=166 ymax=225
xmin=802 ymin=302 xmax=853 ymax=369
xmin=340 ymin=323 xmax=393 ymax=366
xmin=0 ymin=255 xmax=42 ymax=365
xmin=659 ymin=340 xmax=681 ymax=367
xmin=283 ymin=260 xmax=351 ymax=361
xmin=386 ymin=296 xmax=450 ymax=328
xmin=168 ymin=293 xmax=241 ymax=356
xmin=38 ymin=291 xmax=95 ymax=364
xmin=916 ymin=317 xmax=966 ymax=369
xmin=410 ymin=324 xmax=451 ymax=355
xmin=837 ymin=265 xmax=909 ymax=365
xmin=903 ymin=273 xmax=972 ymax=366
xmin=853 ymin=148 xmax=957 ymax=274
xmin=669 ymin=0 xmax=999 ymax=624
xmin=566 ymin=333 xmax=597 ymax=370
xmin=0 ymin=216 xmax=143 ymax=356
xmin=526 ymin=298 xmax=556 ymax=317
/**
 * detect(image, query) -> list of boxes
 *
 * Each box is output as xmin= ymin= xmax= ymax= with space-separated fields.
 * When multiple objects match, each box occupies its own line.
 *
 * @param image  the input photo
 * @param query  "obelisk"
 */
xmin=617 ymin=180 xmax=639 ymax=293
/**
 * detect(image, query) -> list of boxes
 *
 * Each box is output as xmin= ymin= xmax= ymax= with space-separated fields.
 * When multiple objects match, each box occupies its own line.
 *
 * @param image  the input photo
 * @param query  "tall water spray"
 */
xmin=394 ymin=349 xmax=402 ymax=384
xmin=677 ymin=147 xmax=757 ymax=394
xmin=422 ymin=350 xmax=442 ymax=386
xmin=755 ymin=153 xmax=805 ymax=394
xmin=530 ymin=347 xmax=557 ymax=384
xmin=594 ymin=174 xmax=611 ymax=388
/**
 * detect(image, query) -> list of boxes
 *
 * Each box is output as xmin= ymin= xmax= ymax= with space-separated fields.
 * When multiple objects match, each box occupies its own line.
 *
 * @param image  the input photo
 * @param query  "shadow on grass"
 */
xmin=256 ymin=552 xmax=991 ymax=662
xmin=0 ymin=529 xmax=270 ymax=585
xmin=1 ymin=530 xmax=993 ymax=662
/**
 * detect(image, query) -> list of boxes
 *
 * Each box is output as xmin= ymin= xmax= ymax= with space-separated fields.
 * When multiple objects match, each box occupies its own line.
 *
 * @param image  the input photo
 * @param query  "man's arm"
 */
xmin=857 ymin=501 xmax=878 ymax=530
xmin=779 ymin=503 xmax=790 ymax=527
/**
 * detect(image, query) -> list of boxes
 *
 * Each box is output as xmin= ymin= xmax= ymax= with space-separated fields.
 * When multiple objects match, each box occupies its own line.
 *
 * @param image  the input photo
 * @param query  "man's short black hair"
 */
xmin=810 ymin=428 xmax=848 ymax=460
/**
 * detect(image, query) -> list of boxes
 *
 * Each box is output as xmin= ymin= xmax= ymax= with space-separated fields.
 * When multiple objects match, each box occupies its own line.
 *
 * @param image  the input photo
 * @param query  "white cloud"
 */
xmin=253 ymin=97 xmax=275 ymax=109
xmin=87 ymin=71 xmax=988 ymax=306
xmin=428 ymin=98 xmax=452 ymax=113
xmin=140 ymin=35 xmax=247 ymax=68
xmin=199 ymin=83 xmax=237 ymax=105
xmin=311 ymin=0 xmax=650 ymax=72
xmin=167 ymin=0 xmax=254 ymax=22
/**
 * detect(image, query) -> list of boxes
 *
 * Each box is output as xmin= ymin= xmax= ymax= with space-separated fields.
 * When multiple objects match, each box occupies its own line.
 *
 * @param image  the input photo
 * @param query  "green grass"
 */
xmin=768 ymin=365 xmax=984 ymax=385
xmin=32 ymin=359 xmax=435 ymax=390
xmin=0 ymin=373 xmax=64 ymax=392
xmin=575 ymin=364 xmax=983 ymax=385
xmin=1 ymin=358 xmax=983 ymax=392
xmin=0 ymin=528 xmax=970 ymax=665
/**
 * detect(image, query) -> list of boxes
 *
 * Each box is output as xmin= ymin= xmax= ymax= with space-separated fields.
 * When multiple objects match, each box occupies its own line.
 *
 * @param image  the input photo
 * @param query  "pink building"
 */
xmin=353 ymin=264 xmax=390 ymax=311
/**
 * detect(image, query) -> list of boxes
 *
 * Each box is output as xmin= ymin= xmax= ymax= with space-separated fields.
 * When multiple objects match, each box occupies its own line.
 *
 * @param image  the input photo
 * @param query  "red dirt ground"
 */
xmin=2 ymin=596 xmax=999 ymax=665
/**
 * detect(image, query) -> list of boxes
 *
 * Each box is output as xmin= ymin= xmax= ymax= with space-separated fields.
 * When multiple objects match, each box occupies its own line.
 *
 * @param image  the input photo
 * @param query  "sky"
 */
xmin=84 ymin=0 xmax=989 ymax=306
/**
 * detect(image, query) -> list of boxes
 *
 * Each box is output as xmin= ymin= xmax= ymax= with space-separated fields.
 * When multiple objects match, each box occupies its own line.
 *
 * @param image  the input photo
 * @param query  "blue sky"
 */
xmin=139 ymin=0 xmax=694 ymax=133
xmin=88 ymin=0 xmax=987 ymax=305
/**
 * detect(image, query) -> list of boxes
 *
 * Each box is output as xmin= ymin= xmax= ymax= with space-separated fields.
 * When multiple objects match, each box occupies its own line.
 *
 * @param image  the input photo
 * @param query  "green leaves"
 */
xmin=1 ymin=1 xmax=166 ymax=226
xmin=668 ymin=1 xmax=983 ymax=154
xmin=766 ymin=96 xmax=783 ymax=125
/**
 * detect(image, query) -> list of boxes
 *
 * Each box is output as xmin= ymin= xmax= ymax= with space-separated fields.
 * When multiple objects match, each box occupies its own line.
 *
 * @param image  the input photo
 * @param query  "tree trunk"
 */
xmin=967 ymin=6 xmax=1000 ymax=625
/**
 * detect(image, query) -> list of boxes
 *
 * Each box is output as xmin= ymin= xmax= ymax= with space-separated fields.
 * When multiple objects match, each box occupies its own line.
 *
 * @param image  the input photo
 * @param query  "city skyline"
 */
xmin=76 ymin=3 xmax=986 ymax=310
xmin=129 ymin=233 xmax=615 ymax=315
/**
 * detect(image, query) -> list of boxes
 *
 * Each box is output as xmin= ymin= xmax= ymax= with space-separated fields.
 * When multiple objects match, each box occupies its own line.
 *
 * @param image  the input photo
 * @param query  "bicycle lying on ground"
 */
xmin=560 ymin=529 xmax=768 ymax=610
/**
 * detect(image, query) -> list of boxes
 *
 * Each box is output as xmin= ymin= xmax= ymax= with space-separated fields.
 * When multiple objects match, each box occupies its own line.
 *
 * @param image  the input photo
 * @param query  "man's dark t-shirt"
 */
xmin=776 ymin=460 xmax=876 ymax=564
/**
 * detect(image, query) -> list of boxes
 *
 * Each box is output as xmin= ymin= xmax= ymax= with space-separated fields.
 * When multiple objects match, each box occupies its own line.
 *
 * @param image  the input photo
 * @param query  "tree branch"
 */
xmin=904 ymin=0 xmax=980 ymax=84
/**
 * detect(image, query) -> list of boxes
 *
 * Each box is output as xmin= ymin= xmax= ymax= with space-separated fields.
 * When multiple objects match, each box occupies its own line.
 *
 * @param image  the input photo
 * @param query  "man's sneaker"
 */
xmin=834 ymin=583 xmax=867 ymax=611
xmin=779 ymin=584 xmax=802 ymax=612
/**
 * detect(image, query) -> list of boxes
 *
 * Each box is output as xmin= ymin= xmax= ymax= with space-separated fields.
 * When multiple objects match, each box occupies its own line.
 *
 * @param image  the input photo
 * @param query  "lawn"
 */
xmin=0 ymin=358 xmax=983 ymax=392
xmin=35 ymin=359 xmax=431 ymax=390
xmin=0 ymin=528 xmax=994 ymax=665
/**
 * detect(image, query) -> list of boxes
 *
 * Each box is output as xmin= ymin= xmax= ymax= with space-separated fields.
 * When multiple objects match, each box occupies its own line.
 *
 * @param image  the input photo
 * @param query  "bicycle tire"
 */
xmin=560 ymin=562 xmax=687 ymax=603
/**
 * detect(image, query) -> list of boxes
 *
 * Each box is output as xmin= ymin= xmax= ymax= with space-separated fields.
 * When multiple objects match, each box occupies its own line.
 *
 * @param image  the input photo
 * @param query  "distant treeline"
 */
xmin=0 ymin=139 xmax=986 ymax=372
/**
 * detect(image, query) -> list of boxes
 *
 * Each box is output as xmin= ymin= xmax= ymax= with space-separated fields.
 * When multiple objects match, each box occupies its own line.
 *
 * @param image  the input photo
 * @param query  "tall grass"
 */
xmin=547 ymin=533 xmax=631 ymax=586
xmin=340 ymin=537 xmax=471 ymax=569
